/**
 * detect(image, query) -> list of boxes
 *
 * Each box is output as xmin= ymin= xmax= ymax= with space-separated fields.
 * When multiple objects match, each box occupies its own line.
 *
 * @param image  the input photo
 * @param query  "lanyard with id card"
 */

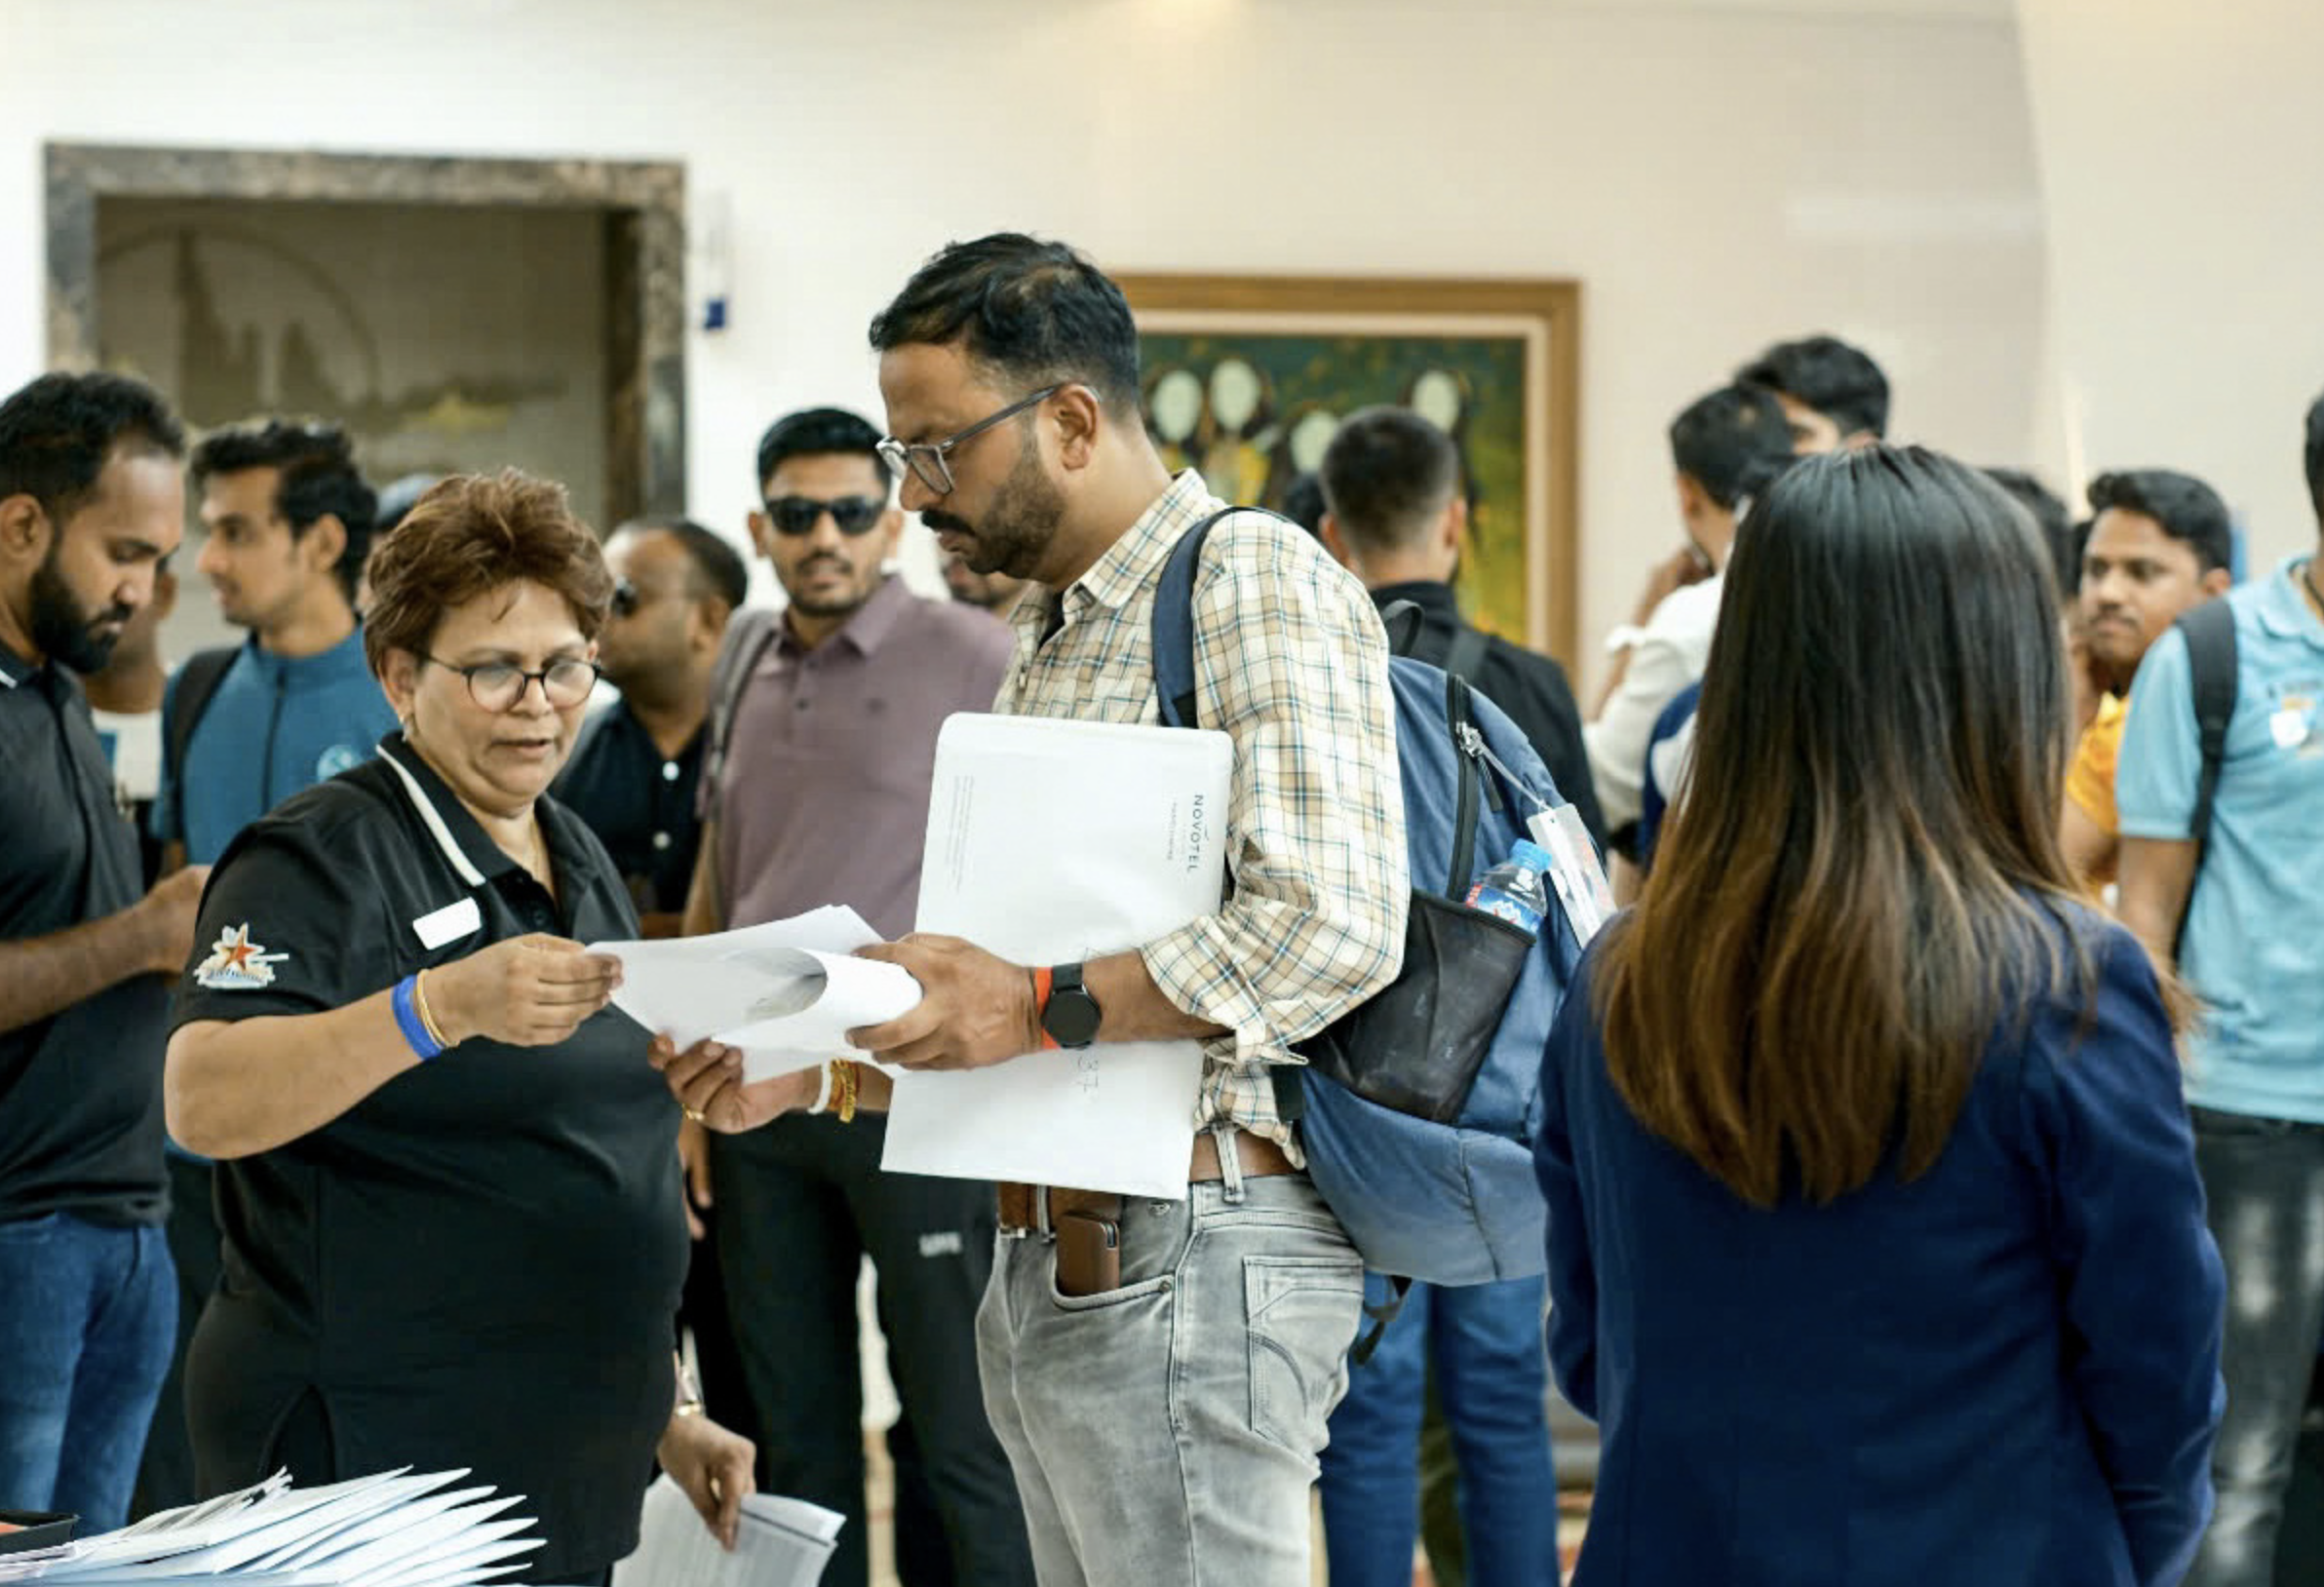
xmin=1527 ymin=803 xmax=1615 ymax=949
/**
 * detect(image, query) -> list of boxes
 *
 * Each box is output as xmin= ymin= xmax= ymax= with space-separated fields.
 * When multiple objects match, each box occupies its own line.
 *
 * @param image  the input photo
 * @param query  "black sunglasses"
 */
xmin=762 ymin=495 xmax=887 ymax=538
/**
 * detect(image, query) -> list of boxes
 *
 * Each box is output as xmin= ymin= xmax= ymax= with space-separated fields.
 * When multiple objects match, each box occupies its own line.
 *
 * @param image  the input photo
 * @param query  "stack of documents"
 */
xmin=0 ymin=1470 xmax=539 ymax=1587
xmin=882 ymin=713 xmax=1236 ymax=1198
xmin=592 ymin=906 xmax=920 ymax=1082
xmin=613 ymin=1476 xmax=840 ymax=1587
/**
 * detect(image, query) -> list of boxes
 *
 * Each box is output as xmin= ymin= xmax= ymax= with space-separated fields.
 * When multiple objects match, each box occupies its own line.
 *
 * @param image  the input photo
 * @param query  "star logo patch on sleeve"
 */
xmin=193 ymin=923 xmax=290 ymax=990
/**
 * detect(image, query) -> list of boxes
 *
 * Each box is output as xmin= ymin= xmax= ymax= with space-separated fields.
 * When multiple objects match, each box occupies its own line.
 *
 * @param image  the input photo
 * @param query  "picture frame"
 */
xmin=1113 ymin=273 xmax=1581 ymax=666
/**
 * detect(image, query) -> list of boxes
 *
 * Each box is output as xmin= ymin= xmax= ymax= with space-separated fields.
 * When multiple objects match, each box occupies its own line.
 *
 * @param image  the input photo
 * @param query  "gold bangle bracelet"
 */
xmin=834 ymin=1059 xmax=861 ymax=1124
xmin=412 ymin=969 xmax=451 ymax=1050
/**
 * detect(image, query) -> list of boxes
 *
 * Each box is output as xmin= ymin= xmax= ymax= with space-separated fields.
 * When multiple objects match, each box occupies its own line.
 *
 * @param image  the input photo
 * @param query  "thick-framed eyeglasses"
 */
xmin=761 ymin=495 xmax=888 ymax=537
xmin=420 ymin=653 xmax=600 ymax=711
xmin=875 ymin=384 xmax=1062 ymax=497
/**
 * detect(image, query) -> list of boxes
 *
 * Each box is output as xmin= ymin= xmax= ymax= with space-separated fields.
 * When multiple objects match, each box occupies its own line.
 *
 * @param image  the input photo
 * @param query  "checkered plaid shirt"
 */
xmin=996 ymin=470 xmax=1408 ymax=1157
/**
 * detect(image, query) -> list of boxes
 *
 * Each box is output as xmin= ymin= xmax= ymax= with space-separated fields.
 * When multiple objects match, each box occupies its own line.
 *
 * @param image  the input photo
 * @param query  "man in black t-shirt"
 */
xmin=553 ymin=519 xmax=746 ymax=937
xmin=1316 ymin=404 xmax=1606 ymax=849
xmin=0 ymin=372 xmax=204 ymax=1532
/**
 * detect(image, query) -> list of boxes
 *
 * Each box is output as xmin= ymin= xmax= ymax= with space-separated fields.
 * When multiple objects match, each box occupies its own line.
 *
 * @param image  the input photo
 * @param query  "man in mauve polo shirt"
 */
xmin=0 ymin=371 xmax=205 ymax=1532
xmin=681 ymin=406 xmax=1029 ymax=1587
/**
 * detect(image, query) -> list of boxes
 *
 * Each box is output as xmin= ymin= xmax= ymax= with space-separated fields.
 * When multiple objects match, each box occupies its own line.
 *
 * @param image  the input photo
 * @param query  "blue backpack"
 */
xmin=1152 ymin=510 xmax=1579 ymax=1294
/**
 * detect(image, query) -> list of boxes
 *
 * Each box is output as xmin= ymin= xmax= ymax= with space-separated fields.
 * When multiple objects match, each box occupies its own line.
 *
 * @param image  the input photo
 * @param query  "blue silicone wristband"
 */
xmin=391 ymin=974 xmax=445 ymax=1062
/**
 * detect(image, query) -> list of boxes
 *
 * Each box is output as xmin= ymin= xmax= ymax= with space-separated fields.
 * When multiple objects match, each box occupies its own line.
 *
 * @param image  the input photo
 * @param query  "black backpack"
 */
xmin=2173 ymin=597 xmax=2238 ymax=952
xmin=162 ymin=645 xmax=240 ymax=815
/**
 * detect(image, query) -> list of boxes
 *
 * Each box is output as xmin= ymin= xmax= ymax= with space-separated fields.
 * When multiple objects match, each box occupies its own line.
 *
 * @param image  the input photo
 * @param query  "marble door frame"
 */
xmin=45 ymin=142 xmax=686 ymax=522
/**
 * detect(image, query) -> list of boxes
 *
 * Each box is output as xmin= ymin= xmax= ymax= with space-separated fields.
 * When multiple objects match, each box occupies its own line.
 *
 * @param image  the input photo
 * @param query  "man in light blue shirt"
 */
xmin=138 ymin=418 xmax=395 ymax=1516
xmin=2117 ymin=393 xmax=2324 ymax=1587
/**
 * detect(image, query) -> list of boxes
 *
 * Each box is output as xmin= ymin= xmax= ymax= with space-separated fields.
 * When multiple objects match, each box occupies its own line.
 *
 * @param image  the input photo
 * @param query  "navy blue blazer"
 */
xmin=1535 ymin=913 xmax=2225 ymax=1587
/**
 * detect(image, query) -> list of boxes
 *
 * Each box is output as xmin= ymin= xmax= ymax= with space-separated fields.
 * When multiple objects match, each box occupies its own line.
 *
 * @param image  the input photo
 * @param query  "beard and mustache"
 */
xmin=919 ymin=431 xmax=1065 ymax=582
xmin=29 ymin=541 xmax=132 ymax=674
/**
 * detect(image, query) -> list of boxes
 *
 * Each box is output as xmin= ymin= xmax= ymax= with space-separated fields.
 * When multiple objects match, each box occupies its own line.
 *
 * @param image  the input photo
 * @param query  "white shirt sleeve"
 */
xmin=1583 ymin=577 xmax=1723 ymax=833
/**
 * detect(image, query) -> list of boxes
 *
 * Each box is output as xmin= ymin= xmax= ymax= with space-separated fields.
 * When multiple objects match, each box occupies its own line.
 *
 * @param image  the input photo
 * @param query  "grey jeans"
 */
xmin=2186 ymin=1105 xmax=2324 ymax=1587
xmin=975 ymin=1143 xmax=1365 ymax=1587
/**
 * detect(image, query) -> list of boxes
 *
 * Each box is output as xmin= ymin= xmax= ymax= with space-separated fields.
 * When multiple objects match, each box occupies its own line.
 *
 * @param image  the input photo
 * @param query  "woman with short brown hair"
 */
xmin=1533 ymin=446 xmax=2225 ymax=1587
xmin=167 ymin=471 xmax=749 ymax=1581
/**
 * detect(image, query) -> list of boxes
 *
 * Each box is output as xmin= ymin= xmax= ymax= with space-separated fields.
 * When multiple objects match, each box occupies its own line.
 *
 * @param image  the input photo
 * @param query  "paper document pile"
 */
xmin=0 ymin=1470 xmax=539 ymax=1587
xmin=882 ymin=713 xmax=1236 ymax=1198
xmin=592 ymin=906 xmax=920 ymax=1082
xmin=613 ymin=1476 xmax=841 ymax=1587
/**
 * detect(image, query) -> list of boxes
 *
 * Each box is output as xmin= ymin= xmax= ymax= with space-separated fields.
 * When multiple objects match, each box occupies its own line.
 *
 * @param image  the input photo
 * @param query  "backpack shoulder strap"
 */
xmin=165 ymin=645 xmax=240 ymax=794
xmin=1149 ymin=505 xmax=1307 ymax=1124
xmin=1443 ymin=625 xmax=1491 ymax=688
xmin=1152 ymin=507 xmax=1259 ymax=729
xmin=2176 ymin=597 xmax=2239 ymax=947
xmin=701 ymin=608 xmax=781 ymax=811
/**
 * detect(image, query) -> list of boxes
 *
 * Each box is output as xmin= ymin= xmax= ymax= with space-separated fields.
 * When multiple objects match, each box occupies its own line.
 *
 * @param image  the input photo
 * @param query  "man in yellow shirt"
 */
xmin=2062 ymin=469 xmax=2233 ymax=887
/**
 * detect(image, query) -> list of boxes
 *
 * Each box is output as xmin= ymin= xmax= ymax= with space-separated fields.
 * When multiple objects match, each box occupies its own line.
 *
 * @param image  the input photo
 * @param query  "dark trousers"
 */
xmin=2187 ymin=1106 xmax=2324 ymax=1587
xmin=132 ymin=1156 xmax=220 ymax=1519
xmin=709 ymin=1114 xmax=1032 ymax=1587
xmin=680 ymin=1196 xmax=758 ymax=1451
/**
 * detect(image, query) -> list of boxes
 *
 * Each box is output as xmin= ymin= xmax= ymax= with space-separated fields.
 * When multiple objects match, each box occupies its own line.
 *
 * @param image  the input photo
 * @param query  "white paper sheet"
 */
xmin=881 ymin=713 xmax=1235 ymax=1198
xmin=613 ymin=1475 xmax=840 ymax=1587
xmin=7 ymin=1472 xmax=539 ymax=1587
xmin=590 ymin=908 xmax=919 ymax=1081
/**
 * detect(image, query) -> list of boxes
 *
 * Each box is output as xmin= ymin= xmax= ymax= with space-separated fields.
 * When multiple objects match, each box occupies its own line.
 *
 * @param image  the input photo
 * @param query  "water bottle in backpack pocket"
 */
xmin=1466 ymin=840 xmax=1553 ymax=932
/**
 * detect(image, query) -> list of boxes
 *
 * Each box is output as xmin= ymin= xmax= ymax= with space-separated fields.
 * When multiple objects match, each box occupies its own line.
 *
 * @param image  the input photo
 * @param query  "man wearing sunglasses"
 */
xmin=681 ymin=406 xmax=1029 ymax=1587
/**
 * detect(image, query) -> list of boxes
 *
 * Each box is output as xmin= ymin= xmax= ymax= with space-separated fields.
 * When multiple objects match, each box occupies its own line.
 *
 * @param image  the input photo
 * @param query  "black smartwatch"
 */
xmin=1039 ymin=962 xmax=1104 ymax=1049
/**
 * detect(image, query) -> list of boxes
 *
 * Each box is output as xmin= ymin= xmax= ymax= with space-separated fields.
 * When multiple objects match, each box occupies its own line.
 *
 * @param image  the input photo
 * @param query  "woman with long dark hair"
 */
xmin=1534 ymin=445 xmax=2225 ymax=1586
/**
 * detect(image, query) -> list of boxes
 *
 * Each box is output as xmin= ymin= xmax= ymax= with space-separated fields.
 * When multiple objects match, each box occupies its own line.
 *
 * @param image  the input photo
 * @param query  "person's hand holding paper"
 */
xmin=589 ymin=906 xmax=922 ymax=1081
xmin=649 ymin=1034 xmax=824 ymax=1135
xmin=847 ymin=934 xmax=1041 ymax=1069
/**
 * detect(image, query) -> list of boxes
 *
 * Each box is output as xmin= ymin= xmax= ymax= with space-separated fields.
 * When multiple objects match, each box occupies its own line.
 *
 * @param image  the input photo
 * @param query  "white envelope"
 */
xmin=881 ymin=712 xmax=1235 ymax=1198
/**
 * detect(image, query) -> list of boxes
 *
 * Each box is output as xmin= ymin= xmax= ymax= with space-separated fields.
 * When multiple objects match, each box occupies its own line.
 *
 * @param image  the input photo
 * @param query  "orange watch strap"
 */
xmin=1032 ymin=965 xmax=1060 ymax=1050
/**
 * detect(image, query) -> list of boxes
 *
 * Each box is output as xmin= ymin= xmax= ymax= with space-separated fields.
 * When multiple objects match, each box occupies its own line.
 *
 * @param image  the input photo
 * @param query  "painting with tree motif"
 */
xmin=1118 ymin=275 xmax=1579 ymax=665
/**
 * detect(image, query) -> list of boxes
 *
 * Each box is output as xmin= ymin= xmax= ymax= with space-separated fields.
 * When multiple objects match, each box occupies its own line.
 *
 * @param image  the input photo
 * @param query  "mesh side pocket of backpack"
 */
xmin=1302 ymin=891 xmax=1534 ymax=1126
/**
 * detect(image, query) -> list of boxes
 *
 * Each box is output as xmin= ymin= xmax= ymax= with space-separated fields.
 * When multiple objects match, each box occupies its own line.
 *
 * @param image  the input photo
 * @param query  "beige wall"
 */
xmin=0 ymin=0 xmax=2047 ymax=684
xmin=2018 ymin=0 xmax=2323 ymax=568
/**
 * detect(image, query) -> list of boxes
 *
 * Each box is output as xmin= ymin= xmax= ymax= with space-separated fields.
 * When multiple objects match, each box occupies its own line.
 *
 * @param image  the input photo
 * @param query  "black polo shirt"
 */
xmin=548 ymin=701 xmax=704 ymax=916
xmin=171 ymin=733 xmax=683 ymax=1579
xmin=1371 ymin=580 xmax=1610 ymax=851
xmin=0 ymin=639 xmax=169 ymax=1226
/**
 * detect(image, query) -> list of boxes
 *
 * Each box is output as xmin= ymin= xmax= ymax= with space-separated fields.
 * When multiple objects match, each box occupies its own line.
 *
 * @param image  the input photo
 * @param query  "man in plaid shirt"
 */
xmin=857 ymin=233 xmax=1408 ymax=1584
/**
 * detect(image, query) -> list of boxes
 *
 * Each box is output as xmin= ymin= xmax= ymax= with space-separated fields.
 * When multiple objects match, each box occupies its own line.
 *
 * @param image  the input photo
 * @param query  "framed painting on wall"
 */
xmin=1113 ymin=273 xmax=1581 ymax=667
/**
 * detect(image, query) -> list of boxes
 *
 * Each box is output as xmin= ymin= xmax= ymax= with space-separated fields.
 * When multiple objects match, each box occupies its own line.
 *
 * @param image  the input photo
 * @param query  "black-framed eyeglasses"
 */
xmin=876 ymin=384 xmax=1062 ymax=497
xmin=761 ymin=495 xmax=888 ymax=538
xmin=420 ymin=653 xmax=600 ymax=712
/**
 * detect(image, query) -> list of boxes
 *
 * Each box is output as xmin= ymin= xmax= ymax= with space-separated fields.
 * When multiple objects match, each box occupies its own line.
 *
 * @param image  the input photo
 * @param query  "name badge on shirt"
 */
xmin=1527 ymin=803 xmax=1614 ymax=949
xmin=412 ymin=896 xmax=484 ymax=950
